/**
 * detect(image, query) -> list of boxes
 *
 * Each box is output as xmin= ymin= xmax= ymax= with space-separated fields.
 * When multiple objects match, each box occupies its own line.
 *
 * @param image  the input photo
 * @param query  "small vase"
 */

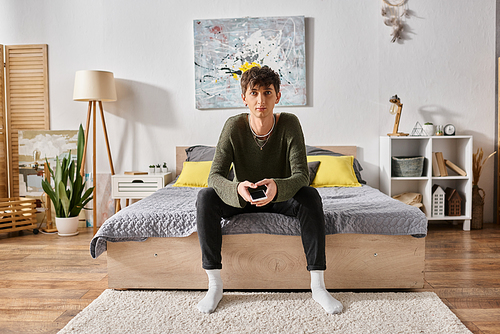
xmin=471 ymin=185 xmax=485 ymax=229
xmin=55 ymin=216 xmax=80 ymax=236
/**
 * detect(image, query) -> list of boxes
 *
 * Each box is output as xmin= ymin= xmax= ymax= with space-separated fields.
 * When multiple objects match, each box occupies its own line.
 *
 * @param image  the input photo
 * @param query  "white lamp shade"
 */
xmin=73 ymin=70 xmax=117 ymax=102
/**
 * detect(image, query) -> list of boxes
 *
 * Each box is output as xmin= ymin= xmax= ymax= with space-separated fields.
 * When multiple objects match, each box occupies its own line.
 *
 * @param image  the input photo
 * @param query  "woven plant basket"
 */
xmin=391 ymin=156 xmax=425 ymax=177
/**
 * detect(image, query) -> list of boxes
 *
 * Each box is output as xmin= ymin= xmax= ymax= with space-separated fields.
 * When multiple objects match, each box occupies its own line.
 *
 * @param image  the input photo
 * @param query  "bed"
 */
xmin=90 ymin=146 xmax=427 ymax=290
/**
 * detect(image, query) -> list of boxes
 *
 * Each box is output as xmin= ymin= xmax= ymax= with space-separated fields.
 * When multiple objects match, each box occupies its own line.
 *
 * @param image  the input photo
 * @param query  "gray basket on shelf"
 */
xmin=392 ymin=156 xmax=425 ymax=177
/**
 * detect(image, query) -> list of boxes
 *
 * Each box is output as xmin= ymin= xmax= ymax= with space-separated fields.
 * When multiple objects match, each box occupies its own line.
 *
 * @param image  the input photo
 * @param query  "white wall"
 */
xmin=1 ymin=0 xmax=497 ymax=222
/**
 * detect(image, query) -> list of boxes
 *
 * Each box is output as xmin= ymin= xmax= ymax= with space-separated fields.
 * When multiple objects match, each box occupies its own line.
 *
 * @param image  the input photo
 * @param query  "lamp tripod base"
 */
xmin=387 ymin=132 xmax=409 ymax=137
xmin=81 ymin=100 xmax=119 ymax=235
xmin=41 ymin=221 xmax=57 ymax=233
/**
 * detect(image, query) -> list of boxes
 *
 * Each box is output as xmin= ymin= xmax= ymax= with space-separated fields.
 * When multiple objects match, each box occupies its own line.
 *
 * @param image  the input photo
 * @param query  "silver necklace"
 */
xmin=249 ymin=115 xmax=275 ymax=150
xmin=253 ymin=136 xmax=269 ymax=150
xmin=249 ymin=114 xmax=275 ymax=138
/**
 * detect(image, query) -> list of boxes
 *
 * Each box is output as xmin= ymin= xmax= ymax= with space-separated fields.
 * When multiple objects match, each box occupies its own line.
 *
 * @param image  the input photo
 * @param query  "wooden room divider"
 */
xmin=0 ymin=44 xmax=50 ymax=197
xmin=0 ymin=45 xmax=7 ymax=198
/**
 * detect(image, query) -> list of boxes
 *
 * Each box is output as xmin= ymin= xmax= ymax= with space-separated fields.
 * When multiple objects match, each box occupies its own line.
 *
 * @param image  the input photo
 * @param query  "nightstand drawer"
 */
xmin=112 ymin=173 xmax=172 ymax=199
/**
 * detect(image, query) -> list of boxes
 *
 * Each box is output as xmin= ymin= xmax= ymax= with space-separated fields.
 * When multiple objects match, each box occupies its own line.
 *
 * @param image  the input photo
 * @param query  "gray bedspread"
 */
xmin=90 ymin=185 xmax=427 ymax=258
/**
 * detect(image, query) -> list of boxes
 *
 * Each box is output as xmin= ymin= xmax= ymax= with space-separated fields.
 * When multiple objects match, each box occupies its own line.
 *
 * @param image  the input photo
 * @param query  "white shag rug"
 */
xmin=59 ymin=290 xmax=471 ymax=334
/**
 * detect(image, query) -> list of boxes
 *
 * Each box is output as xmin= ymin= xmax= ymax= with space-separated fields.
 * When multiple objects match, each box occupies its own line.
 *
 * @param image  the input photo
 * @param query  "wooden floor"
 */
xmin=1 ymin=223 xmax=499 ymax=334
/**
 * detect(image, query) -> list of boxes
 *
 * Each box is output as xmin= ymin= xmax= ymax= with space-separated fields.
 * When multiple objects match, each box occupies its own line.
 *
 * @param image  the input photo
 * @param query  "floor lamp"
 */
xmin=73 ymin=70 xmax=119 ymax=235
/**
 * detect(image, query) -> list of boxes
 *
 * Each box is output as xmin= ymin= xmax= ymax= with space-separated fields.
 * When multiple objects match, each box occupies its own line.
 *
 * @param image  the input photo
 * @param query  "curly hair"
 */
xmin=240 ymin=66 xmax=281 ymax=95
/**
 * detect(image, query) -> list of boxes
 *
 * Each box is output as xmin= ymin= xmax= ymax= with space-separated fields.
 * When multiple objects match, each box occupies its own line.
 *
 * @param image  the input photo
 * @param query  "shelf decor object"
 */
xmin=445 ymin=187 xmax=462 ymax=216
xmin=431 ymin=185 xmax=445 ymax=218
xmin=387 ymin=95 xmax=409 ymax=137
xmin=391 ymin=156 xmax=424 ymax=177
xmin=423 ymin=123 xmax=434 ymax=136
xmin=444 ymin=124 xmax=456 ymax=136
xmin=73 ymin=70 xmax=118 ymax=235
xmin=410 ymin=122 xmax=426 ymax=136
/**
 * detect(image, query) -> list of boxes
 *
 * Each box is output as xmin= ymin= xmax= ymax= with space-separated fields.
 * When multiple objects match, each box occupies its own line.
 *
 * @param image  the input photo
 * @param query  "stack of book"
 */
xmin=432 ymin=152 xmax=467 ymax=177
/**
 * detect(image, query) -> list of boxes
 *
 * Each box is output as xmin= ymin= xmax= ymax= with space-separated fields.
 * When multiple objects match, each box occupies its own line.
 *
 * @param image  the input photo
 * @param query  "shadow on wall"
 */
xmin=417 ymin=105 xmax=461 ymax=125
xmin=467 ymin=130 xmax=494 ymax=154
xmin=102 ymin=79 xmax=176 ymax=172
xmin=104 ymin=78 xmax=176 ymax=127
xmin=356 ymin=146 xmax=380 ymax=189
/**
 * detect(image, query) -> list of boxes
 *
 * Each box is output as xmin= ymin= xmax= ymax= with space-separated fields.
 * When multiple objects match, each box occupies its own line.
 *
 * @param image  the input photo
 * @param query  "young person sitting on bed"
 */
xmin=196 ymin=65 xmax=343 ymax=315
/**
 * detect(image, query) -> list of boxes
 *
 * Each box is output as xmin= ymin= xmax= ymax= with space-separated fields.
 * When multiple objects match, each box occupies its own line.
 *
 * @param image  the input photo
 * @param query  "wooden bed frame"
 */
xmin=106 ymin=146 xmax=425 ymax=290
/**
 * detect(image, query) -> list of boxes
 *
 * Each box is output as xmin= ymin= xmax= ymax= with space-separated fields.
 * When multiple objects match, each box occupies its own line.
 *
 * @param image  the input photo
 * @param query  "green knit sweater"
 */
xmin=208 ymin=112 xmax=309 ymax=208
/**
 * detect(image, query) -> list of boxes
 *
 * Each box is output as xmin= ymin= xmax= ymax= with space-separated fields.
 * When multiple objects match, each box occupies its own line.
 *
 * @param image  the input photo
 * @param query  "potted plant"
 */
xmin=42 ymin=125 xmax=94 ymax=236
xmin=149 ymin=165 xmax=155 ymax=174
xmin=423 ymin=122 xmax=434 ymax=136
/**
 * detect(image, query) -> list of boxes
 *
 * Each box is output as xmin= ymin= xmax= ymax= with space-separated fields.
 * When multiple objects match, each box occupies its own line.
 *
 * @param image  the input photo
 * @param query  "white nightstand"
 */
xmin=112 ymin=172 xmax=172 ymax=211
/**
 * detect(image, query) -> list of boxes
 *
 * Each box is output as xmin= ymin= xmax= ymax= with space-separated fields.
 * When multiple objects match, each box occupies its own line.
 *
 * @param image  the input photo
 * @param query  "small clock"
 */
xmin=444 ymin=124 xmax=456 ymax=136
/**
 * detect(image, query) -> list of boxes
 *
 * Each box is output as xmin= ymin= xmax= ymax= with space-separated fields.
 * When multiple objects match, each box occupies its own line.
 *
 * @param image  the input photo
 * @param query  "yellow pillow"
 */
xmin=307 ymin=155 xmax=361 ymax=188
xmin=172 ymin=161 xmax=212 ymax=187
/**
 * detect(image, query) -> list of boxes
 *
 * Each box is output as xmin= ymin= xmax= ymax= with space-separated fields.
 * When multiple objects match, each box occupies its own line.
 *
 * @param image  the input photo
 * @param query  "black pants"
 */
xmin=196 ymin=186 xmax=326 ymax=271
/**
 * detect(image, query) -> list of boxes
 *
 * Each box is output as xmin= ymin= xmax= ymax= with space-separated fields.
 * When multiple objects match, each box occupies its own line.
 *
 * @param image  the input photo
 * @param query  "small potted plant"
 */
xmin=435 ymin=125 xmax=444 ymax=136
xmin=149 ymin=165 xmax=155 ymax=174
xmin=162 ymin=162 xmax=168 ymax=173
xmin=41 ymin=125 xmax=94 ymax=236
xmin=423 ymin=122 xmax=434 ymax=136
xmin=156 ymin=164 xmax=161 ymax=173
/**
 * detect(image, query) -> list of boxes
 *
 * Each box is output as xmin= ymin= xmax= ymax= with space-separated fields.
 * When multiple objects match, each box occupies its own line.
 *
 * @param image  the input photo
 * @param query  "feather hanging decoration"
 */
xmin=381 ymin=0 xmax=409 ymax=43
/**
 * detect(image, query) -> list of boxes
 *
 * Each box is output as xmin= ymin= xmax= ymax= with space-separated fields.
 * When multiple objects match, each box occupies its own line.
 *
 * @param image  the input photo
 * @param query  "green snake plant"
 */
xmin=42 ymin=124 xmax=94 ymax=218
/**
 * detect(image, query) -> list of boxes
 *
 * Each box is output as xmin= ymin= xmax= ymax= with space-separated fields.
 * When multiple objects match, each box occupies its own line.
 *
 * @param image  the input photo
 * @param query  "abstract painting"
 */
xmin=194 ymin=16 xmax=306 ymax=109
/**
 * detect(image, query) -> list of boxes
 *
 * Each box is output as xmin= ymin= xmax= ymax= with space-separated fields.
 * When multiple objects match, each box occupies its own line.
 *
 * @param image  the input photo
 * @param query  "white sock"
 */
xmin=197 ymin=269 xmax=223 ymax=314
xmin=310 ymin=270 xmax=343 ymax=314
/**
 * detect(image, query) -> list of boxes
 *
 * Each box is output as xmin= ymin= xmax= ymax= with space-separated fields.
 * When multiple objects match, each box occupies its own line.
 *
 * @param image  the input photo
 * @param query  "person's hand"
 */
xmin=237 ymin=180 xmax=257 ymax=203
xmin=253 ymin=179 xmax=277 ymax=207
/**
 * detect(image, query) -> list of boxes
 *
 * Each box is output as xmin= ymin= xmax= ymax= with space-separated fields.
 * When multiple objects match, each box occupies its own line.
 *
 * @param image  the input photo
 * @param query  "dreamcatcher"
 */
xmin=381 ymin=0 xmax=410 ymax=43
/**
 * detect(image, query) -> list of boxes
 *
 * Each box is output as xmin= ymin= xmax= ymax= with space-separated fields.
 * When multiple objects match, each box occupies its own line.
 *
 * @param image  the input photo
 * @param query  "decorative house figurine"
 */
xmin=445 ymin=187 xmax=462 ymax=216
xmin=432 ymin=185 xmax=445 ymax=217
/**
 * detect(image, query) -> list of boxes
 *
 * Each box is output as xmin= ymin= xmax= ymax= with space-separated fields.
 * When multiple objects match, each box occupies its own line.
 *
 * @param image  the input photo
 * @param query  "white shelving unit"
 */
xmin=380 ymin=136 xmax=473 ymax=230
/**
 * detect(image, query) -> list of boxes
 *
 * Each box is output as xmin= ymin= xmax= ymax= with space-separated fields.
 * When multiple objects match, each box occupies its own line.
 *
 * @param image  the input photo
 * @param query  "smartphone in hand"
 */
xmin=250 ymin=189 xmax=267 ymax=202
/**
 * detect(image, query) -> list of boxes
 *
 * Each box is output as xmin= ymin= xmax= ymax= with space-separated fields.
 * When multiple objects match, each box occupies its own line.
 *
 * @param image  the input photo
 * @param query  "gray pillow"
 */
xmin=306 ymin=145 xmax=366 ymax=184
xmin=185 ymin=145 xmax=234 ymax=180
xmin=185 ymin=145 xmax=215 ymax=161
xmin=308 ymin=161 xmax=321 ymax=185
